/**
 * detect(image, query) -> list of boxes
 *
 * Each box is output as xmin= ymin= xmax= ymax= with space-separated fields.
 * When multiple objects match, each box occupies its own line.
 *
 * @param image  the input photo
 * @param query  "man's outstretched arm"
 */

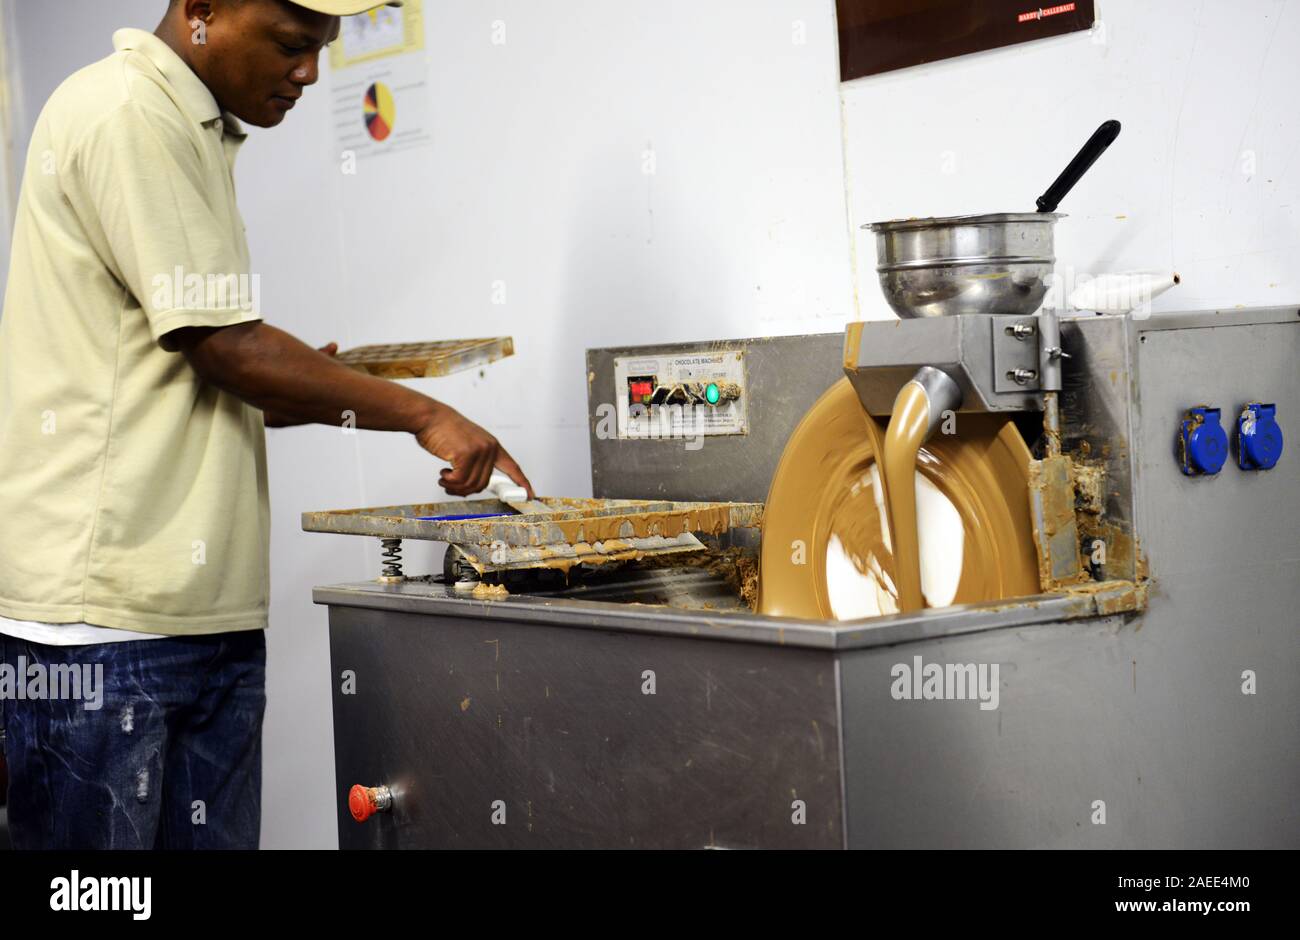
xmin=260 ymin=340 xmax=337 ymax=427
xmin=164 ymin=321 xmax=533 ymax=499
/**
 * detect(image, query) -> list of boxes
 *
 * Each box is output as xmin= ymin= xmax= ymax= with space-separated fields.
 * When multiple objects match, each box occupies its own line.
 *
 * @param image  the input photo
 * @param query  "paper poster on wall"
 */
xmin=329 ymin=0 xmax=424 ymax=69
xmin=329 ymin=2 xmax=432 ymax=162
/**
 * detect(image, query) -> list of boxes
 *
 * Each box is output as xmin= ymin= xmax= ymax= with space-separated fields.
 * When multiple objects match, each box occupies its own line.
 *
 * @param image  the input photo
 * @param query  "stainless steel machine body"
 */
xmin=315 ymin=307 xmax=1299 ymax=848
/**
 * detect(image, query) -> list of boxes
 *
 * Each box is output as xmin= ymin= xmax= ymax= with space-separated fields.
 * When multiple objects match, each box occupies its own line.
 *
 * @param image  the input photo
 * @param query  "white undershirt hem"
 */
xmin=0 ymin=615 xmax=167 ymax=646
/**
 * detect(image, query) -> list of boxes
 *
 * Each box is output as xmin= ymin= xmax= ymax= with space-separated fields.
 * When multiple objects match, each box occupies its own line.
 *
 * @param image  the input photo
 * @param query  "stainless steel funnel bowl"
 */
xmin=866 ymin=212 xmax=1061 ymax=318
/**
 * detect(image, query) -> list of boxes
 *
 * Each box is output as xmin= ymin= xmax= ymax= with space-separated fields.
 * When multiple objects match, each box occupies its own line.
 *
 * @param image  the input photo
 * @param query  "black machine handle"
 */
xmin=1036 ymin=119 xmax=1122 ymax=213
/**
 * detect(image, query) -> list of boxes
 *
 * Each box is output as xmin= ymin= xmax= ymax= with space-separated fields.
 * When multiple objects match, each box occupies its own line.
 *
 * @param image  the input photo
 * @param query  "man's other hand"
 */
xmin=414 ymin=403 xmax=534 ymax=499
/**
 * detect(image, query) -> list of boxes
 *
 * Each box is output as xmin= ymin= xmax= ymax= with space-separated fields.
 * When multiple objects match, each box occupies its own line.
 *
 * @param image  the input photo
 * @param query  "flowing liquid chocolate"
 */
xmin=880 ymin=381 xmax=931 ymax=612
xmin=757 ymin=378 xmax=1040 ymax=620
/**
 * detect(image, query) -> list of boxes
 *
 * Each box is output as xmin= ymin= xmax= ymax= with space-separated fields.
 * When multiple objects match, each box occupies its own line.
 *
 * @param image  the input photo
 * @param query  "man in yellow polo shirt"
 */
xmin=0 ymin=0 xmax=532 ymax=849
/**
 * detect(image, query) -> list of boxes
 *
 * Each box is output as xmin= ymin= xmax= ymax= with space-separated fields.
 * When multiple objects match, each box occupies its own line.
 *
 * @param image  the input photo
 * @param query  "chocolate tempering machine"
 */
xmin=306 ymin=301 xmax=1298 ymax=848
xmin=305 ymin=138 xmax=1297 ymax=847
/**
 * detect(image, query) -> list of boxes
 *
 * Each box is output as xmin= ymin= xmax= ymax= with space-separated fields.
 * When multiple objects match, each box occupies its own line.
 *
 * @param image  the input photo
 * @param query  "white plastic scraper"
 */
xmin=488 ymin=471 xmax=549 ymax=515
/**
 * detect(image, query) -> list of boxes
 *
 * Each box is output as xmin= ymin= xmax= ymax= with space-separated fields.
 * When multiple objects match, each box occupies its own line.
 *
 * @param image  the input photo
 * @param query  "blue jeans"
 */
xmin=0 ymin=631 xmax=265 ymax=849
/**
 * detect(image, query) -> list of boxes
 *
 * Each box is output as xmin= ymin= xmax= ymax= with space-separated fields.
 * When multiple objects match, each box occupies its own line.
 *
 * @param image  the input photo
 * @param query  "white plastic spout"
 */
xmin=488 ymin=470 xmax=527 ymax=504
xmin=1069 ymin=272 xmax=1180 ymax=315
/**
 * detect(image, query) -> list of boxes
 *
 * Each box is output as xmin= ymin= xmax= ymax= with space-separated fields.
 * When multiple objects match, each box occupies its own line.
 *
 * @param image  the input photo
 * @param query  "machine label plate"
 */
xmin=613 ymin=351 xmax=748 ymax=440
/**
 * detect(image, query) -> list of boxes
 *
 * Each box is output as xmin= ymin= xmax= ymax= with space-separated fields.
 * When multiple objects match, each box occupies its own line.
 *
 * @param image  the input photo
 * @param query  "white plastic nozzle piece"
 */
xmin=487 ymin=470 xmax=527 ymax=504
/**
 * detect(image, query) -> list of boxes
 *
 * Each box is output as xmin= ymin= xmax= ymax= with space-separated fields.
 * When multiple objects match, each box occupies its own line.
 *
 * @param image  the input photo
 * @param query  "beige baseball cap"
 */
xmin=291 ymin=1 xmax=404 ymax=15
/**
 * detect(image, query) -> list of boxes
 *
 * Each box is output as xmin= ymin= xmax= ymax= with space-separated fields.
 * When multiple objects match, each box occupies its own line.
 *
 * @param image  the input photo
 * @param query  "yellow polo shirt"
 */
xmin=0 ymin=29 xmax=270 ymax=636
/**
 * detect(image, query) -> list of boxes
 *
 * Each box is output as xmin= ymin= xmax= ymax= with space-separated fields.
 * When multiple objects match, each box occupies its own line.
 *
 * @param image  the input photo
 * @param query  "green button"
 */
xmin=705 ymin=383 xmax=720 ymax=405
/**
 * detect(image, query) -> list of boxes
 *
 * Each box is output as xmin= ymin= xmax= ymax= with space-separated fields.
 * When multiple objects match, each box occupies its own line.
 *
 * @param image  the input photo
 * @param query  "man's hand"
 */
xmin=414 ymin=402 xmax=534 ymax=498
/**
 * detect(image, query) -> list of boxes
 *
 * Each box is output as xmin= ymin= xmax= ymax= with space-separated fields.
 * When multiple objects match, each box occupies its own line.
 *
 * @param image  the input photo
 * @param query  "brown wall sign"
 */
xmin=837 ymin=0 xmax=1096 ymax=82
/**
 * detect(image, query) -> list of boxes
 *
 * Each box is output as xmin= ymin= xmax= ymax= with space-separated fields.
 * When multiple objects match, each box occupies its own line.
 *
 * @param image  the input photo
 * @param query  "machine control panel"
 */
xmin=1236 ymin=402 xmax=1283 ymax=471
xmin=1178 ymin=406 xmax=1229 ymax=476
xmin=612 ymin=350 xmax=747 ymax=440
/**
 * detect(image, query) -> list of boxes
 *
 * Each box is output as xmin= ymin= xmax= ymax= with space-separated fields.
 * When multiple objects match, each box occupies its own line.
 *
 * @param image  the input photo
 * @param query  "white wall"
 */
xmin=0 ymin=0 xmax=21 ymax=289
xmin=4 ymin=0 xmax=854 ymax=848
xmin=842 ymin=0 xmax=1300 ymax=319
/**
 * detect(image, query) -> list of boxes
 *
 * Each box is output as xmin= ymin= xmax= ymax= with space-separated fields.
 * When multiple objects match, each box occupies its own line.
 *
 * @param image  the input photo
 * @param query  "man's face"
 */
xmin=191 ymin=0 xmax=340 ymax=128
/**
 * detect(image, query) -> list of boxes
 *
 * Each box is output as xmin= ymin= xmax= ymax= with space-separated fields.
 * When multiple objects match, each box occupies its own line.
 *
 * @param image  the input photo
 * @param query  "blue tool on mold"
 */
xmin=416 ymin=513 xmax=512 ymax=521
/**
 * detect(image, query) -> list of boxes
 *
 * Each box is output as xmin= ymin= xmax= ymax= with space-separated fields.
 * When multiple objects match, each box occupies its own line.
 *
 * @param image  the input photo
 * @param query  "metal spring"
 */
xmin=380 ymin=538 xmax=404 ymax=579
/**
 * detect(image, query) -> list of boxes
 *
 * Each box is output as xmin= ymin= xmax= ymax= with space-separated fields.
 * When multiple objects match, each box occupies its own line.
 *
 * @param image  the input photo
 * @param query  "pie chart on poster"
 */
xmin=364 ymin=82 xmax=395 ymax=142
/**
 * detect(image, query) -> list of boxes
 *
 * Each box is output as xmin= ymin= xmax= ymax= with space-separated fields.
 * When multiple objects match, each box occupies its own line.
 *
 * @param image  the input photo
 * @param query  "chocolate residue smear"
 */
xmin=1072 ymin=461 xmax=1107 ymax=515
xmin=449 ymin=502 xmax=742 ymax=549
xmin=1028 ymin=454 xmax=1089 ymax=589
xmin=735 ymin=554 xmax=760 ymax=609
xmin=637 ymin=547 xmax=761 ymax=611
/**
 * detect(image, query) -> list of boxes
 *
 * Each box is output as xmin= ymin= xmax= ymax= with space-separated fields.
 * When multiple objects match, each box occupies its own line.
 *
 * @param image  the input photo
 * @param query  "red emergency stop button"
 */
xmin=349 ymin=784 xmax=392 ymax=823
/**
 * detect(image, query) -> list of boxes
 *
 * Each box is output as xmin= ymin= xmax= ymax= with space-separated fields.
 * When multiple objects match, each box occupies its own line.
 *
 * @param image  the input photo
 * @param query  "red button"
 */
xmin=349 ymin=785 xmax=377 ymax=823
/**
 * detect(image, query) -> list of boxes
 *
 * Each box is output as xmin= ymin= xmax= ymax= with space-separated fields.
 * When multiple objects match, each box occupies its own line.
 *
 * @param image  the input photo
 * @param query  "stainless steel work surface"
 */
xmin=313 ymin=573 xmax=1120 ymax=651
